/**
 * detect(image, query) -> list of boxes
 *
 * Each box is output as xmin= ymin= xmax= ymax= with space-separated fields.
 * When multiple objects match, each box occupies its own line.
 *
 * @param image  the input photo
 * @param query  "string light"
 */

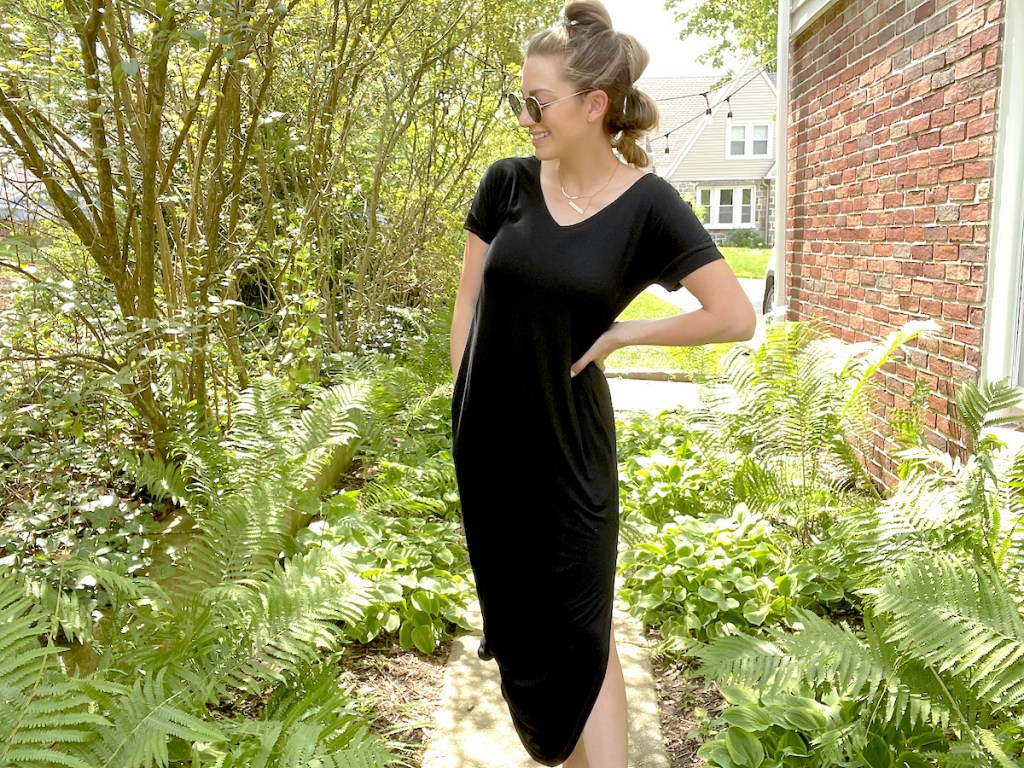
xmin=654 ymin=64 xmax=772 ymax=155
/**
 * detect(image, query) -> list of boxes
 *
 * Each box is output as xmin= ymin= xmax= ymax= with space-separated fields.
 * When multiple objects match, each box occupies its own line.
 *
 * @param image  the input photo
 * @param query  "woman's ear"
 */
xmin=586 ymin=89 xmax=609 ymax=123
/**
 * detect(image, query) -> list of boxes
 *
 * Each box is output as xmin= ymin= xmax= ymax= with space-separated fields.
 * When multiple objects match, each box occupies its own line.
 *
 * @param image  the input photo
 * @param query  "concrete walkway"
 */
xmin=421 ymin=598 xmax=669 ymax=768
xmin=421 ymin=393 xmax=684 ymax=767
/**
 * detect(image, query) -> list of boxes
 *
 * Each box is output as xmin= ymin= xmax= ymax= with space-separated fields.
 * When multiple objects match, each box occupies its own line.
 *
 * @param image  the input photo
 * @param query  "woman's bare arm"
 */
xmin=570 ymin=259 xmax=756 ymax=376
xmin=450 ymin=232 xmax=489 ymax=379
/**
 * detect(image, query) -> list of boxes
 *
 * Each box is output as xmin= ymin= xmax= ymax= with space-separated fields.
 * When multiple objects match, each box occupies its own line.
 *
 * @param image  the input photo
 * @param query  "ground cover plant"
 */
xmin=617 ymin=320 xmax=1024 ymax=766
xmin=0 ymin=277 xmax=474 ymax=765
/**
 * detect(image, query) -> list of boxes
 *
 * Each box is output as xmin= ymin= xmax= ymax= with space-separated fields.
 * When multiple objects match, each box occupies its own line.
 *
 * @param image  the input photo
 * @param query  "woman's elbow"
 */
xmin=726 ymin=303 xmax=757 ymax=342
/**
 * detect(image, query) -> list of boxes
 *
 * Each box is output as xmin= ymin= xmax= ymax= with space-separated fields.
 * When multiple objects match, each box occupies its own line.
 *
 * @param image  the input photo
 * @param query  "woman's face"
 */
xmin=517 ymin=55 xmax=592 ymax=160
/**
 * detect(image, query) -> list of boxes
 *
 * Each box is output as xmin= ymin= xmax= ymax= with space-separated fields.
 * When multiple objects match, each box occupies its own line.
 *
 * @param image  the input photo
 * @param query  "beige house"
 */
xmin=640 ymin=64 xmax=779 ymax=246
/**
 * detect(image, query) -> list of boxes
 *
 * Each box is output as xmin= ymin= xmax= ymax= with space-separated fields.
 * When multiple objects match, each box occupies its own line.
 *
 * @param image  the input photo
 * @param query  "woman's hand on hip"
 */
xmin=570 ymin=323 xmax=622 ymax=378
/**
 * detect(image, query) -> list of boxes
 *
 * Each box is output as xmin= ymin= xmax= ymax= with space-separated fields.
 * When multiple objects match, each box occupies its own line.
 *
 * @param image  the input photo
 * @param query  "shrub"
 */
xmin=723 ymin=228 xmax=766 ymax=248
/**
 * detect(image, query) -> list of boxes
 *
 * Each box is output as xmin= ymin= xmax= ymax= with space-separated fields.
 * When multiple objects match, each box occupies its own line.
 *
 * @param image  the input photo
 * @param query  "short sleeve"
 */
xmin=464 ymin=159 xmax=516 ymax=244
xmin=642 ymin=178 xmax=724 ymax=291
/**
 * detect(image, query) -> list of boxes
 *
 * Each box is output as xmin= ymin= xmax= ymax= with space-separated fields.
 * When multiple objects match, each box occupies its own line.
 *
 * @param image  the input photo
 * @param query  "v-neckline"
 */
xmin=531 ymin=156 xmax=652 ymax=230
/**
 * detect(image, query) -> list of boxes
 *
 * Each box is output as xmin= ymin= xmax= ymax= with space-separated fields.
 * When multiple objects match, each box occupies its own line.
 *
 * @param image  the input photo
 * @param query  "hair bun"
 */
xmin=563 ymin=1 xmax=612 ymax=33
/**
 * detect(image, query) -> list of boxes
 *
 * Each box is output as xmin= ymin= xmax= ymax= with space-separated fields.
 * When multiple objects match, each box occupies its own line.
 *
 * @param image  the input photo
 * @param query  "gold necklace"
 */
xmin=558 ymin=162 xmax=619 ymax=215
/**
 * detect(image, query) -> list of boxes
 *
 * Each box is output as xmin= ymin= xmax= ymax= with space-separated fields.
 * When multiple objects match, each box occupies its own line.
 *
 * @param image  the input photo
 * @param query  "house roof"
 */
xmin=637 ymin=75 xmax=726 ymax=173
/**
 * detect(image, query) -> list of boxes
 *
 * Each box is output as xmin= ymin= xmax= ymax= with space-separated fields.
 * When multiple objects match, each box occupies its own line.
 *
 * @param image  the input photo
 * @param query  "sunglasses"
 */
xmin=507 ymin=89 xmax=594 ymax=123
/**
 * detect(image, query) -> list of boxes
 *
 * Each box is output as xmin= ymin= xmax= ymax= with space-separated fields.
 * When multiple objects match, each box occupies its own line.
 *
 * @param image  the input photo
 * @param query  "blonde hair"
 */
xmin=527 ymin=0 xmax=659 ymax=167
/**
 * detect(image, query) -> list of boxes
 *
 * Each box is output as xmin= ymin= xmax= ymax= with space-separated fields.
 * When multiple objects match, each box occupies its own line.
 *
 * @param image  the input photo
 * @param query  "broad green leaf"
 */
xmin=725 ymin=728 xmax=765 ymax=767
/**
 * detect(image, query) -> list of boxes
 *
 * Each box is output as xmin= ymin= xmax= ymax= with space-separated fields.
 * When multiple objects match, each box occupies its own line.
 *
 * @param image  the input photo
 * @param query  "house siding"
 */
xmin=670 ymin=74 xmax=778 ymax=185
xmin=788 ymin=0 xmax=1005 ymax=484
xmin=652 ymin=71 xmax=778 ymax=245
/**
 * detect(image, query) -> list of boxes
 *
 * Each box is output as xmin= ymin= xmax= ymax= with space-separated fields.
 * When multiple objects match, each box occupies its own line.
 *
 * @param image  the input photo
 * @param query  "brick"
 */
xmin=966 ymin=114 xmax=996 ymax=137
xmin=953 ymin=139 xmax=980 ymax=160
xmin=960 ymin=203 xmax=990 ymax=222
xmin=939 ymin=166 xmax=965 ymax=182
xmin=949 ymin=184 xmax=976 ymax=200
xmin=954 ymin=98 xmax=982 ymax=121
xmin=964 ymin=160 xmax=994 ymax=179
xmin=958 ymin=284 xmax=984 ymax=302
xmin=943 ymin=302 xmax=969 ymax=321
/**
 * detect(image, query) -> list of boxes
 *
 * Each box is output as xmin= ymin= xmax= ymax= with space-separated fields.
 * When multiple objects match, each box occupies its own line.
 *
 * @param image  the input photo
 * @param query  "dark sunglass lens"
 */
xmin=507 ymin=94 xmax=522 ymax=117
xmin=526 ymin=97 xmax=543 ymax=123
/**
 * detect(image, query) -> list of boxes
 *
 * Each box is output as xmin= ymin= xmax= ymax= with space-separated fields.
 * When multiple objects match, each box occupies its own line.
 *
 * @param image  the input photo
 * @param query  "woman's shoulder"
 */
xmin=480 ymin=155 xmax=539 ymax=180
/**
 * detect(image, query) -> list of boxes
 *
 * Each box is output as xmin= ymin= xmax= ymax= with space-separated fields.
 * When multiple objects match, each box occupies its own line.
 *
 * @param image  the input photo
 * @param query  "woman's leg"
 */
xmin=563 ymin=630 xmax=628 ymax=768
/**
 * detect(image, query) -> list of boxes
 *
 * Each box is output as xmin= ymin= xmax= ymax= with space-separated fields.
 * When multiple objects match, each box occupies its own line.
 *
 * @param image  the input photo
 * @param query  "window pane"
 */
xmin=719 ymin=190 xmax=734 ymax=205
xmin=754 ymin=125 xmax=769 ymax=139
xmin=742 ymin=189 xmax=752 ymax=203
xmin=730 ymin=126 xmax=746 ymax=156
xmin=720 ymin=206 xmax=733 ymax=224
xmin=754 ymin=140 xmax=769 ymax=155
xmin=699 ymin=189 xmax=711 ymax=223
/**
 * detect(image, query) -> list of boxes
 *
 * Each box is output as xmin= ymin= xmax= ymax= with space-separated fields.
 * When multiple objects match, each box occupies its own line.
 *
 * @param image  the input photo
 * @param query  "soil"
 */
xmin=649 ymin=639 xmax=727 ymax=767
xmin=337 ymin=636 xmax=451 ymax=767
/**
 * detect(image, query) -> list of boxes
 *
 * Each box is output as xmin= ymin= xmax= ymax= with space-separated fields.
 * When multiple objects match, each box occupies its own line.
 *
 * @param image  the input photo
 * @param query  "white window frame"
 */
xmin=983 ymin=0 xmax=1024 ymax=392
xmin=726 ymin=122 xmax=773 ymax=158
xmin=698 ymin=186 xmax=755 ymax=228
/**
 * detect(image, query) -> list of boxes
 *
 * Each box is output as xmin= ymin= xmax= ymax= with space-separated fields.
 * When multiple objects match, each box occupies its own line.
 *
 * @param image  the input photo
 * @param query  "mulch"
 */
xmin=650 ymin=651 xmax=727 ymax=767
xmin=337 ymin=637 xmax=451 ymax=767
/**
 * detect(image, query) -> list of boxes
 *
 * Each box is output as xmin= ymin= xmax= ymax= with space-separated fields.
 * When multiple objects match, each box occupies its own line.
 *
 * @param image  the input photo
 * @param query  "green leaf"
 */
xmin=411 ymin=624 xmax=436 ymax=655
xmin=742 ymin=599 xmax=771 ymax=625
xmin=725 ymin=728 xmax=765 ymax=767
xmin=720 ymin=705 xmax=772 ymax=732
xmin=185 ymin=28 xmax=208 ymax=50
xmin=862 ymin=734 xmax=894 ymax=768
xmin=781 ymin=706 xmax=825 ymax=731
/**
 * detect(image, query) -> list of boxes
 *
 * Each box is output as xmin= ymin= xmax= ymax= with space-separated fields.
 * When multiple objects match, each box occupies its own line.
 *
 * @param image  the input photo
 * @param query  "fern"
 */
xmin=871 ymin=553 xmax=1024 ymax=715
xmin=0 ymin=572 xmax=110 ymax=768
xmin=76 ymin=670 xmax=227 ymax=768
xmin=955 ymin=378 xmax=1024 ymax=448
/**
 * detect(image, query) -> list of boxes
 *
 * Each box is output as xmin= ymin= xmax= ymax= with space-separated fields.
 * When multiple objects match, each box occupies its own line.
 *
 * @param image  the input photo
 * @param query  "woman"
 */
xmin=449 ymin=3 xmax=756 ymax=766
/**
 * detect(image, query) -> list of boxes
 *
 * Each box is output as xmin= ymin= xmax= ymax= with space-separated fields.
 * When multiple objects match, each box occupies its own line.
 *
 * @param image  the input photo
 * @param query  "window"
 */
xmin=727 ymin=122 xmax=772 ymax=158
xmin=697 ymin=187 xmax=755 ymax=228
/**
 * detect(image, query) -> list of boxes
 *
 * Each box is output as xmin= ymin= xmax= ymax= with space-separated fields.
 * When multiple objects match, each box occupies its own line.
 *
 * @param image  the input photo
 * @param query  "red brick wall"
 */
xmin=787 ymin=0 xmax=1005 ymax=483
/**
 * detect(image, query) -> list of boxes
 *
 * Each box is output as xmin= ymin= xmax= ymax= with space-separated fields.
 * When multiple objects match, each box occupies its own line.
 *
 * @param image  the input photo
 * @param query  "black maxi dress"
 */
xmin=451 ymin=156 xmax=722 ymax=765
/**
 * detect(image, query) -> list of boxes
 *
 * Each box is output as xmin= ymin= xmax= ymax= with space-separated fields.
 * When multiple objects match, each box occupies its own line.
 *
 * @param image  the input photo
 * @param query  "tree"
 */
xmin=0 ymin=0 xmax=551 ymax=448
xmin=666 ymin=0 xmax=777 ymax=70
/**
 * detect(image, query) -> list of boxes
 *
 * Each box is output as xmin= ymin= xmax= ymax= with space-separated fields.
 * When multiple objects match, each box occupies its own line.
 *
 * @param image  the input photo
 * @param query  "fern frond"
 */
xmin=206 ymin=548 xmax=371 ymax=700
xmin=955 ymin=378 xmax=1024 ymax=446
xmin=78 ymin=669 xmax=226 ymax=768
xmin=0 ymin=573 xmax=111 ymax=768
xmin=871 ymin=553 xmax=1024 ymax=714
xmin=122 ymin=449 xmax=190 ymax=506
xmin=179 ymin=479 xmax=294 ymax=592
xmin=693 ymin=634 xmax=796 ymax=695
xmin=290 ymin=381 xmax=371 ymax=489
xmin=227 ymin=376 xmax=295 ymax=479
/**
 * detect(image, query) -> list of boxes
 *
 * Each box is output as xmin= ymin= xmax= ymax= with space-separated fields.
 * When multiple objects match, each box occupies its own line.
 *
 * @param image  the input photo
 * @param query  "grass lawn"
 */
xmin=605 ymin=291 xmax=732 ymax=378
xmin=721 ymin=247 xmax=771 ymax=279
xmin=604 ymin=247 xmax=768 ymax=375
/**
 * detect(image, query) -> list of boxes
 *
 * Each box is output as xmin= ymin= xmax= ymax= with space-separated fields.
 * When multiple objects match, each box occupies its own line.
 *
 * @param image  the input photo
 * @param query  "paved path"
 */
xmin=607 ymin=377 xmax=701 ymax=415
xmin=421 ymin=598 xmax=669 ymax=768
